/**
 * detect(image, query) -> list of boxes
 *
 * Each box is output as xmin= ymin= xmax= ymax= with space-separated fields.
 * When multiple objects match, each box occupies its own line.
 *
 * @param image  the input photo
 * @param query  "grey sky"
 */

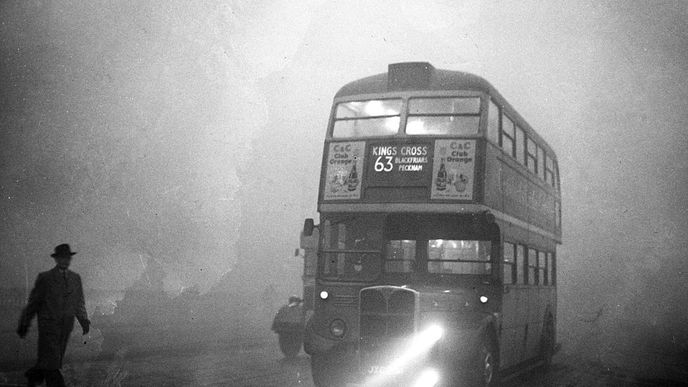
xmin=1 ymin=0 xmax=686 ymax=334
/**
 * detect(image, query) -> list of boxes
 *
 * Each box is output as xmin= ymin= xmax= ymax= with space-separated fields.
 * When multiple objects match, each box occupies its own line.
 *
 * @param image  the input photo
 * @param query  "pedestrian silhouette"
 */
xmin=17 ymin=244 xmax=90 ymax=387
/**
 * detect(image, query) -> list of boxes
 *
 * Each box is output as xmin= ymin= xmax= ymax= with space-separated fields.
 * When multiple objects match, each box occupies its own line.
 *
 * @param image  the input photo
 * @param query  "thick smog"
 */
xmin=1 ymin=1 xmax=687 ymax=386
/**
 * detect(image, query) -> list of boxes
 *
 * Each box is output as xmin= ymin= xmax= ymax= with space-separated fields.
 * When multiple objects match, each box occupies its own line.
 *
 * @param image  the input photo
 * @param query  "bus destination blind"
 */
xmin=323 ymin=139 xmax=476 ymax=201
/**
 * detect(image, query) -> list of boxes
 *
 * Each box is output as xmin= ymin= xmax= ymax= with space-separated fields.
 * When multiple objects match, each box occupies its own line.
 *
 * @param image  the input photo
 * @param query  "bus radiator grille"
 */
xmin=359 ymin=288 xmax=416 ymax=339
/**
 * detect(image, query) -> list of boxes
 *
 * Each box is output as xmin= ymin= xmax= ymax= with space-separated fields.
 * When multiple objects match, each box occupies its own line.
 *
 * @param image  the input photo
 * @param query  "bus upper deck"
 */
xmin=319 ymin=62 xmax=561 ymax=242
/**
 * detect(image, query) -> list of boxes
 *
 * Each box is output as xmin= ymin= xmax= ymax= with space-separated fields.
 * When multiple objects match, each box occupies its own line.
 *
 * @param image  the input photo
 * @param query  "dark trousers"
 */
xmin=25 ymin=367 xmax=65 ymax=387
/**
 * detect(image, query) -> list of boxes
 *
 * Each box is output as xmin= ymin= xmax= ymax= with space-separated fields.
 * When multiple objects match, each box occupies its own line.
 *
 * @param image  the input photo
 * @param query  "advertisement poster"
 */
xmin=431 ymin=139 xmax=476 ymax=200
xmin=323 ymin=141 xmax=365 ymax=200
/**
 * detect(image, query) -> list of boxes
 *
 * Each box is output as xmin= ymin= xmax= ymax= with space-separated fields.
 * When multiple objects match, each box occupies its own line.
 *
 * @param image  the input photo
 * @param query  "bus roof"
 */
xmin=334 ymin=62 xmax=557 ymax=160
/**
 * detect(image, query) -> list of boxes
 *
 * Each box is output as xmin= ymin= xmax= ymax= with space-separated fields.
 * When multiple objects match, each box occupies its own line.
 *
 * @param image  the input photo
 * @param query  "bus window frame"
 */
xmin=487 ymin=99 xmax=500 ymax=145
xmin=555 ymin=201 xmax=561 ymax=229
xmin=426 ymin=239 xmax=493 ymax=275
xmin=527 ymin=248 xmax=538 ymax=285
xmin=500 ymin=113 xmax=516 ymax=158
xmin=537 ymin=146 xmax=545 ymax=180
xmin=538 ymin=251 xmax=547 ymax=285
xmin=327 ymin=90 xmax=487 ymax=140
xmin=554 ymin=160 xmax=561 ymax=192
xmin=545 ymin=154 xmax=555 ymax=186
xmin=384 ymin=239 xmax=418 ymax=273
xmin=331 ymin=98 xmax=403 ymax=138
xmin=516 ymin=244 xmax=525 ymax=284
xmin=526 ymin=137 xmax=538 ymax=175
xmin=515 ymin=125 xmax=525 ymax=165
xmin=318 ymin=216 xmax=385 ymax=282
xmin=503 ymin=242 xmax=515 ymax=285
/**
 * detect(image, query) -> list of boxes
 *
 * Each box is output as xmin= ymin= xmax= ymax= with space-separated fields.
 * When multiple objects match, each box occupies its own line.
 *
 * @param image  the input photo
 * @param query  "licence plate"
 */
xmin=367 ymin=365 xmax=401 ymax=376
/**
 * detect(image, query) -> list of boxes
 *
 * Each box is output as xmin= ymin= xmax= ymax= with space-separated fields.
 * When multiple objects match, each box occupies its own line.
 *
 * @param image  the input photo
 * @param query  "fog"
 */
xmin=1 ymin=0 xmax=687 ymax=382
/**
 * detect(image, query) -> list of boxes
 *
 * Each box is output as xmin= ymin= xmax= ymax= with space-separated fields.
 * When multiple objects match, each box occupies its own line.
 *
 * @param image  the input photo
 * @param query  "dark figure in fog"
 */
xmin=17 ymin=244 xmax=90 ymax=387
xmin=272 ymin=296 xmax=304 ymax=358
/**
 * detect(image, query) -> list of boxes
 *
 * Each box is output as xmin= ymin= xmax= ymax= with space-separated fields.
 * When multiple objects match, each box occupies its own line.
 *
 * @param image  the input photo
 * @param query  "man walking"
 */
xmin=17 ymin=244 xmax=90 ymax=387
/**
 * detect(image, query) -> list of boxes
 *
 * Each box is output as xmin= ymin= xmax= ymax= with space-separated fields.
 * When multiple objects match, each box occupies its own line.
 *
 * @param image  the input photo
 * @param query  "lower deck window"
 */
xmin=427 ymin=240 xmax=491 ymax=274
xmin=384 ymin=239 xmax=492 ymax=275
xmin=528 ymin=248 xmax=538 ymax=285
xmin=385 ymin=240 xmax=416 ymax=273
xmin=503 ymin=242 xmax=515 ymax=284
xmin=538 ymin=251 xmax=547 ymax=285
xmin=516 ymin=245 xmax=525 ymax=284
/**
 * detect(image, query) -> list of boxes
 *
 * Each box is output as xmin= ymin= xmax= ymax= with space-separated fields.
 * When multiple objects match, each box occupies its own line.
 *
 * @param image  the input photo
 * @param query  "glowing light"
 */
xmin=364 ymin=100 xmax=385 ymax=116
xmin=430 ymin=239 xmax=444 ymax=248
xmin=384 ymin=117 xmax=400 ymax=133
xmin=412 ymin=368 xmax=440 ymax=387
xmin=406 ymin=119 xmax=425 ymax=134
xmin=364 ymin=324 xmax=444 ymax=386
xmin=480 ymin=295 xmax=489 ymax=304
xmin=320 ymin=290 xmax=329 ymax=300
xmin=416 ymin=324 xmax=443 ymax=344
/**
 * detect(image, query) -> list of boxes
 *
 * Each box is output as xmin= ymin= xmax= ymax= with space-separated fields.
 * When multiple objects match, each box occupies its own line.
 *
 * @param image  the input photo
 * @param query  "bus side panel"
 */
xmin=500 ymin=286 xmax=528 ymax=368
xmin=525 ymin=286 xmax=556 ymax=361
xmin=525 ymin=287 xmax=541 ymax=359
xmin=483 ymin=142 xmax=504 ymax=213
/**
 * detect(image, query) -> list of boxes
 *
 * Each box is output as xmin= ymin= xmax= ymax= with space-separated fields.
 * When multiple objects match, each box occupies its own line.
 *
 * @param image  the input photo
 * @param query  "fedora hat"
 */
xmin=51 ymin=244 xmax=77 ymax=258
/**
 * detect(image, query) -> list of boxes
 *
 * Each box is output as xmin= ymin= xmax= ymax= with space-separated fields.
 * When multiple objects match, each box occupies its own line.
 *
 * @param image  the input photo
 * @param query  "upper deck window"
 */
xmin=406 ymin=97 xmax=481 ymax=136
xmin=526 ymin=137 xmax=538 ymax=174
xmin=501 ymin=114 xmax=515 ymax=157
xmin=333 ymin=99 xmax=402 ymax=138
xmin=545 ymin=155 xmax=555 ymax=186
xmin=537 ymin=146 xmax=545 ymax=180
xmin=487 ymin=100 xmax=499 ymax=144
xmin=515 ymin=126 xmax=525 ymax=165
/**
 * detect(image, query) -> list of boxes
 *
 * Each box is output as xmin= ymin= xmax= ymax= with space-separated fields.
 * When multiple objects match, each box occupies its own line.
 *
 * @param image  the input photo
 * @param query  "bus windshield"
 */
xmin=320 ymin=215 xmax=384 ymax=281
xmin=320 ymin=213 xmax=493 ymax=281
xmin=333 ymin=99 xmax=402 ymax=138
xmin=406 ymin=97 xmax=481 ymax=135
xmin=384 ymin=213 xmax=493 ymax=275
xmin=386 ymin=239 xmax=492 ymax=274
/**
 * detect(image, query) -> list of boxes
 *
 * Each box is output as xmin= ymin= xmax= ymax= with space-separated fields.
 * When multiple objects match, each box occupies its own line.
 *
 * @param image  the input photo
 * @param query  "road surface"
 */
xmin=1 ymin=332 xmax=686 ymax=386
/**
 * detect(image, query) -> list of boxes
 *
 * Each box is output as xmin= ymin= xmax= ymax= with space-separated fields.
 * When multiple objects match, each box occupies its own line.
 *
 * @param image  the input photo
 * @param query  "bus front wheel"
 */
xmin=471 ymin=336 xmax=499 ymax=387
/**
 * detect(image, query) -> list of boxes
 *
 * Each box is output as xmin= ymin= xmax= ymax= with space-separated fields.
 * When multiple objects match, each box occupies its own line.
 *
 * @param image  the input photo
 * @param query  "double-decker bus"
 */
xmin=301 ymin=62 xmax=561 ymax=387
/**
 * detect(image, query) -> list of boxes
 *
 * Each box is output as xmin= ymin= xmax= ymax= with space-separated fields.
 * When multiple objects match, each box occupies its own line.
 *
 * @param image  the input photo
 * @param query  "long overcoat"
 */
xmin=19 ymin=267 xmax=89 ymax=370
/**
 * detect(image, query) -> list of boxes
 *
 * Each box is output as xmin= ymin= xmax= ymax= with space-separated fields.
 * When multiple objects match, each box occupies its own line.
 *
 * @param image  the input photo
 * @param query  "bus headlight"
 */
xmin=412 ymin=368 xmax=440 ymax=387
xmin=408 ymin=324 xmax=444 ymax=352
xmin=424 ymin=324 xmax=443 ymax=342
xmin=329 ymin=319 xmax=346 ymax=338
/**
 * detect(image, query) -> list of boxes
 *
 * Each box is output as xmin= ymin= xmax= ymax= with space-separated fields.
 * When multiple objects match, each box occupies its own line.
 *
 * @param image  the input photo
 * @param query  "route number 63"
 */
xmin=374 ymin=156 xmax=394 ymax=172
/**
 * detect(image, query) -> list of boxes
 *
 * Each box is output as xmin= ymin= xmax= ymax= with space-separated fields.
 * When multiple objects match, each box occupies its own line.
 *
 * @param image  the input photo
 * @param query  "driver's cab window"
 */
xmin=321 ymin=217 xmax=383 ymax=281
